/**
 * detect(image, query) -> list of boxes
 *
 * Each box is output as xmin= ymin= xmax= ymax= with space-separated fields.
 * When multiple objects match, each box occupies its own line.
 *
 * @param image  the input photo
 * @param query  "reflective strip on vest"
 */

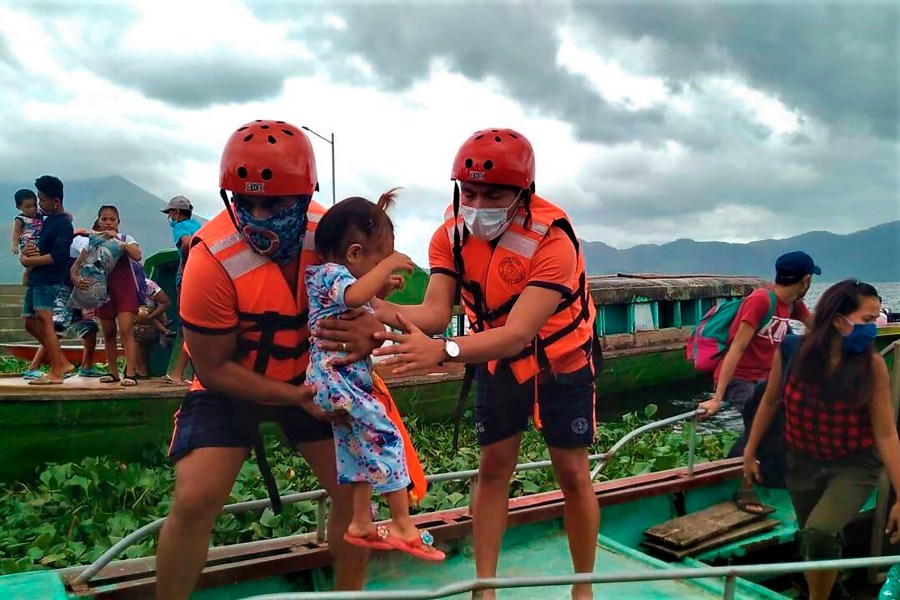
xmin=497 ymin=230 xmax=539 ymax=258
xmin=220 ymin=247 xmax=268 ymax=280
xmin=209 ymin=231 xmax=243 ymax=255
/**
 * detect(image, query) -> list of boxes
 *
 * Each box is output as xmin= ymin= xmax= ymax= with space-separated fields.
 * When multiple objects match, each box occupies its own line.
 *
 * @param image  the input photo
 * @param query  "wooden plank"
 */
xmin=641 ymin=519 xmax=779 ymax=561
xmin=644 ymin=501 xmax=764 ymax=549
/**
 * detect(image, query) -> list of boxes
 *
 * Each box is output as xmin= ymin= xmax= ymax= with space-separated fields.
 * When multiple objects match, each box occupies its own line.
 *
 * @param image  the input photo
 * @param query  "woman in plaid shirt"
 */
xmin=741 ymin=279 xmax=900 ymax=600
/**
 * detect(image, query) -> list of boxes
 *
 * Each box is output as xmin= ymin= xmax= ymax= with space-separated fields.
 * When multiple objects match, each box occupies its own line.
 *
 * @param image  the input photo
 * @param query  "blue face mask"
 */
xmin=234 ymin=197 xmax=310 ymax=264
xmin=841 ymin=316 xmax=877 ymax=355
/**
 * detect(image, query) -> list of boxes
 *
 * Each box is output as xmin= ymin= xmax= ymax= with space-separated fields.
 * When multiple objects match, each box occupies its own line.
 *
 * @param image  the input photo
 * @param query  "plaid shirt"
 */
xmin=783 ymin=373 xmax=874 ymax=460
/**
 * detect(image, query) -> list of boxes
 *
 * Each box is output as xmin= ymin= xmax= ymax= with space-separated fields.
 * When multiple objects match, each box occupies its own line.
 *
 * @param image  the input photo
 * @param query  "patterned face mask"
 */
xmin=234 ymin=197 xmax=310 ymax=264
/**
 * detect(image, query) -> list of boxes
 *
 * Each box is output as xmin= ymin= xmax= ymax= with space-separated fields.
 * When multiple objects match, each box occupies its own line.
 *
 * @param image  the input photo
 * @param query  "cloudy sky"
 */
xmin=1 ymin=0 xmax=897 ymax=266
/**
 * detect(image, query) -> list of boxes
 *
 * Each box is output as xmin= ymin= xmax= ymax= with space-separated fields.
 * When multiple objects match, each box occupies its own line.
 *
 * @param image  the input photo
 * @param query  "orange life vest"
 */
xmin=441 ymin=194 xmax=600 ymax=384
xmin=186 ymin=202 xmax=427 ymax=505
xmin=188 ymin=203 xmax=325 ymax=396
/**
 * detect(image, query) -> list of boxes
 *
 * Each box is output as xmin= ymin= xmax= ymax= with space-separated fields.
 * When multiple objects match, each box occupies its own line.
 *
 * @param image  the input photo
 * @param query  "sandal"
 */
xmin=21 ymin=370 xmax=43 ymax=380
xmin=343 ymin=530 xmax=394 ymax=551
xmin=379 ymin=526 xmax=445 ymax=561
xmin=734 ymin=485 xmax=776 ymax=516
xmin=99 ymin=375 xmax=120 ymax=384
xmin=77 ymin=367 xmax=105 ymax=378
xmin=28 ymin=376 xmax=64 ymax=386
xmin=120 ymin=376 xmax=137 ymax=387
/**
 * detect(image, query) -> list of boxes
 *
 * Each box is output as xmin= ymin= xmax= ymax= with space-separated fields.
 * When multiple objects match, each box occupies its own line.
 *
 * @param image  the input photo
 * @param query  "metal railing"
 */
xmin=238 ymin=555 xmax=900 ymax=600
xmin=73 ymin=408 xmax=704 ymax=585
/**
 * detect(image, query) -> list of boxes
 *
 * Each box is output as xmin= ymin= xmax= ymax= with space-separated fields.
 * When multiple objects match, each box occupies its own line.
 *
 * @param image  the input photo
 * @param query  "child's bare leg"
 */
xmin=384 ymin=489 xmax=419 ymax=539
xmin=346 ymin=483 xmax=375 ymax=538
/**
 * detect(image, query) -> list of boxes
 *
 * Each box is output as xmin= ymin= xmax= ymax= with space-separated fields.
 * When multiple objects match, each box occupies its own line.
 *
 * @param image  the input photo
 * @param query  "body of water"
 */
xmin=598 ymin=281 xmax=900 ymax=434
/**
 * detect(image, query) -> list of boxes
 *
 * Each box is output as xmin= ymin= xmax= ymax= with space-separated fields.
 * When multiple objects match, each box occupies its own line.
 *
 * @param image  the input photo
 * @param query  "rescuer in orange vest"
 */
xmin=155 ymin=120 xmax=389 ymax=599
xmin=371 ymin=128 xmax=603 ymax=600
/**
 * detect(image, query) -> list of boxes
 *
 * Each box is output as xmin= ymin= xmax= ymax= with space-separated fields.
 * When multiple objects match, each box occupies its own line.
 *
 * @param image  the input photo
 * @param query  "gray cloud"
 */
xmin=568 ymin=3 xmax=899 ymax=139
xmin=93 ymin=55 xmax=301 ymax=108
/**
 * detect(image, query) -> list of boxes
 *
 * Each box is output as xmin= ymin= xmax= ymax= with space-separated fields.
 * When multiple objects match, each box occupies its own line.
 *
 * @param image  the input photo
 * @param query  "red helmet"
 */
xmin=219 ymin=120 xmax=318 ymax=196
xmin=450 ymin=128 xmax=535 ymax=190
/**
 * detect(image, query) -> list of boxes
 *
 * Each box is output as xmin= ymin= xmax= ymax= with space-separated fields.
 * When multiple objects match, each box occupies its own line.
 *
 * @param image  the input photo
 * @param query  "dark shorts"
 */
xmin=474 ymin=364 xmax=596 ymax=449
xmin=168 ymin=390 xmax=334 ymax=460
xmin=22 ymin=284 xmax=65 ymax=318
xmin=97 ymin=258 xmax=139 ymax=319
xmin=722 ymin=378 xmax=762 ymax=414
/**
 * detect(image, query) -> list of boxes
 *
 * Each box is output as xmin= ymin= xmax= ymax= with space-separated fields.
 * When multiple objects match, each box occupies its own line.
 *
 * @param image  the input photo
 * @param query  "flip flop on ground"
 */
xmin=77 ymin=367 xmax=105 ymax=377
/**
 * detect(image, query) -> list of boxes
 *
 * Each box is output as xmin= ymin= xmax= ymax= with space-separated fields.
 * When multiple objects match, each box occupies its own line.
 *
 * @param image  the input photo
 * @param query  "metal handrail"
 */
xmin=73 ymin=408 xmax=704 ymax=584
xmin=239 ymin=555 xmax=900 ymax=599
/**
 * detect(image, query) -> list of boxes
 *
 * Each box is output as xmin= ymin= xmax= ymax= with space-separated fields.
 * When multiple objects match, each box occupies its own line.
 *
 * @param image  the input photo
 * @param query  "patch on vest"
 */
xmin=498 ymin=256 xmax=526 ymax=284
xmin=245 ymin=182 xmax=265 ymax=193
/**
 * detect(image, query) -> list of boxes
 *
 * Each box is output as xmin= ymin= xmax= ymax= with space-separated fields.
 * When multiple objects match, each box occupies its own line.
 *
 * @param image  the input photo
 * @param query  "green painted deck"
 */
xmin=361 ymin=520 xmax=782 ymax=599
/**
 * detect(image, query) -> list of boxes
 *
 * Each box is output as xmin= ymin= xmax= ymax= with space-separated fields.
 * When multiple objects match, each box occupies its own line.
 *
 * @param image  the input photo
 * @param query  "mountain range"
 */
xmin=582 ymin=220 xmax=899 ymax=282
xmin=1 ymin=176 xmax=897 ymax=283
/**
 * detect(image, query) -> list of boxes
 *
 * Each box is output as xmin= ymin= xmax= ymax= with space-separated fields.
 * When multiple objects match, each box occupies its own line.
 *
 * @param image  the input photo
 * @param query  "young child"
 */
xmin=306 ymin=189 xmax=444 ymax=561
xmin=11 ymin=189 xmax=43 ymax=285
xmin=133 ymin=278 xmax=174 ymax=379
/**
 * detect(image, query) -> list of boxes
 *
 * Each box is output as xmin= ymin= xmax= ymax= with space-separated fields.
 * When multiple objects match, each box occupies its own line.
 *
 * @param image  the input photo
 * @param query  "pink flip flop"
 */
xmin=383 ymin=528 xmax=445 ymax=562
xmin=343 ymin=526 xmax=393 ymax=551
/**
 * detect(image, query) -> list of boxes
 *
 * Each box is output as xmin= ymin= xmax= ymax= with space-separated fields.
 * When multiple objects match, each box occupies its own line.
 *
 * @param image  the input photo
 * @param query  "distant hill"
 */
xmin=0 ymin=176 xmax=206 ymax=283
xmin=2 ymin=176 xmax=896 ymax=284
xmin=582 ymin=221 xmax=900 ymax=281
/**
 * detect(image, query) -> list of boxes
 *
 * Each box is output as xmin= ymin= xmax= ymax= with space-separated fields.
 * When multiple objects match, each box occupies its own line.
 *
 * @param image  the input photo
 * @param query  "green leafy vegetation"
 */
xmin=0 ymin=405 xmax=735 ymax=575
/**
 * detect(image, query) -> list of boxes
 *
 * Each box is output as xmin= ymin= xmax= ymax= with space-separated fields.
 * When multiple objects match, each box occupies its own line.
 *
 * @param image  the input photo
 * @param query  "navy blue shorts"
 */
xmin=473 ymin=364 xmax=596 ymax=449
xmin=168 ymin=390 xmax=333 ymax=460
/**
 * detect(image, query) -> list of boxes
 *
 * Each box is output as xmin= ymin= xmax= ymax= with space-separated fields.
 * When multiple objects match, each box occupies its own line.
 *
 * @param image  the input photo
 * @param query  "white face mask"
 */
xmin=459 ymin=193 xmax=521 ymax=241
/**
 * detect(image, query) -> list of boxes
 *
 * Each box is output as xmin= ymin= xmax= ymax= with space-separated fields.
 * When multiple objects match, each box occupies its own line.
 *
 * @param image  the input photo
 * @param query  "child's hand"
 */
xmin=377 ymin=274 xmax=405 ymax=299
xmin=381 ymin=251 xmax=414 ymax=274
xmin=11 ymin=246 xmax=18 ymax=255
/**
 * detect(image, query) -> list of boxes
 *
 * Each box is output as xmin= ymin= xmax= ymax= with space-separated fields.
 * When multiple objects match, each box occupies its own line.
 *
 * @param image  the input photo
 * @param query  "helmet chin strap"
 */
xmin=221 ymin=189 xmax=240 ymax=232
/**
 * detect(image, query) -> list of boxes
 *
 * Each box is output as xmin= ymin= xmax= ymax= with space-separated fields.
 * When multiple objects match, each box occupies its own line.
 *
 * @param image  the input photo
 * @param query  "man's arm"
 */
xmin=373 ymin=272 xmax=456 ymax=335
xmin=698 ymin=322 xmax=755 ymax=416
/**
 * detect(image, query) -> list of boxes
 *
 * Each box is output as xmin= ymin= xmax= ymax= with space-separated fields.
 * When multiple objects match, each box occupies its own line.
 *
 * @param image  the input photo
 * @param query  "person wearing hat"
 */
xmin=699 ymin=250 xmax=819 ymax=513
xmin=161 ymin=195 xmax=201 ymax=385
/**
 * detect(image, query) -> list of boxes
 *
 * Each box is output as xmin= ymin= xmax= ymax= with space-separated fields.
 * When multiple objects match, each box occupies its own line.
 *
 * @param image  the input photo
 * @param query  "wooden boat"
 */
xmin=4 ymin=339 xmax=898 ymax=600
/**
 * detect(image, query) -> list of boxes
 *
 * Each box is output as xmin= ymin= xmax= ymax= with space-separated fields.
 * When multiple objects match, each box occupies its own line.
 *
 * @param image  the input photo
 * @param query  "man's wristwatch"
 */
xmin=439 ymin=337 xmax=460 ymax=365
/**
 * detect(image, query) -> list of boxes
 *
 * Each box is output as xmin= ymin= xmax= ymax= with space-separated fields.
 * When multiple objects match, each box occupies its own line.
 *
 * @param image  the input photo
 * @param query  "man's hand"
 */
xmin=19 ymin=254 xmax=38 ymax=268
xmin=314 ymin=308 xmax=383 ymax=366
xmin=294 ymin=383 xmax=351 ymax=426
xmin=698 ymin=395 xmax=723 ymax=420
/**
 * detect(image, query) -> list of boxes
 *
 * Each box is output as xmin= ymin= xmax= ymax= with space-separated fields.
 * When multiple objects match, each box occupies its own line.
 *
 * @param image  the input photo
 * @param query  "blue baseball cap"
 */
xmin=775 ymin=251 xmax=821 ymax=283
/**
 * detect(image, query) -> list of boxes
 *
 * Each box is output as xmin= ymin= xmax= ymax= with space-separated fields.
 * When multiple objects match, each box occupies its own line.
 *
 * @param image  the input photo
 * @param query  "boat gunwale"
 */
xmin=61 ymin=459 xmax=744 ymax=598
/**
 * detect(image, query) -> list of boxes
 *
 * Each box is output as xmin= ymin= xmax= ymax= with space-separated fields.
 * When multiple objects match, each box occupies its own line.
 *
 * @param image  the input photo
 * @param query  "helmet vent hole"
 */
xmin=464 ymin=158 xmax=474 ymax=168
xmin=255 ymin=119 xmax=262 ymax=122
xmin=267 ymin=135 xmax=277 ymax=144
xmin=237 ymin=126 xmax=248 ymax=131
xmin=243 ymin=134 xmax=254 ymax=142
xmin=261 ymin=169 xmax=273 ymax=180
xmin=276 ymin=120 xmax=285 ymax=124
xmin=282 ymin=129 xmax=294 ymax=136
xmin=237 ymin=166 xmax=248 ymax=179
xmin=509 ymin=133 xmax=518 ymax=139
xmin=491 ymin=129 xmax=498 ymax=132
xmin=483 ymin=160 xmax=494 ymax=170
xmin=260 ymin=125 xmax=270 ymax=130
xmin=475 ymin=134 xmax=484 ymax=140
xmin=494 ymin=136 xmax=502 ymax=142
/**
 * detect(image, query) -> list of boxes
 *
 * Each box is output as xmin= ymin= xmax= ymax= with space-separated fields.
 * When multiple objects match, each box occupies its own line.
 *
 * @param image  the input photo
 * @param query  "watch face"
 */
xmin=446 ymin=340 xmax=460 ymax=357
